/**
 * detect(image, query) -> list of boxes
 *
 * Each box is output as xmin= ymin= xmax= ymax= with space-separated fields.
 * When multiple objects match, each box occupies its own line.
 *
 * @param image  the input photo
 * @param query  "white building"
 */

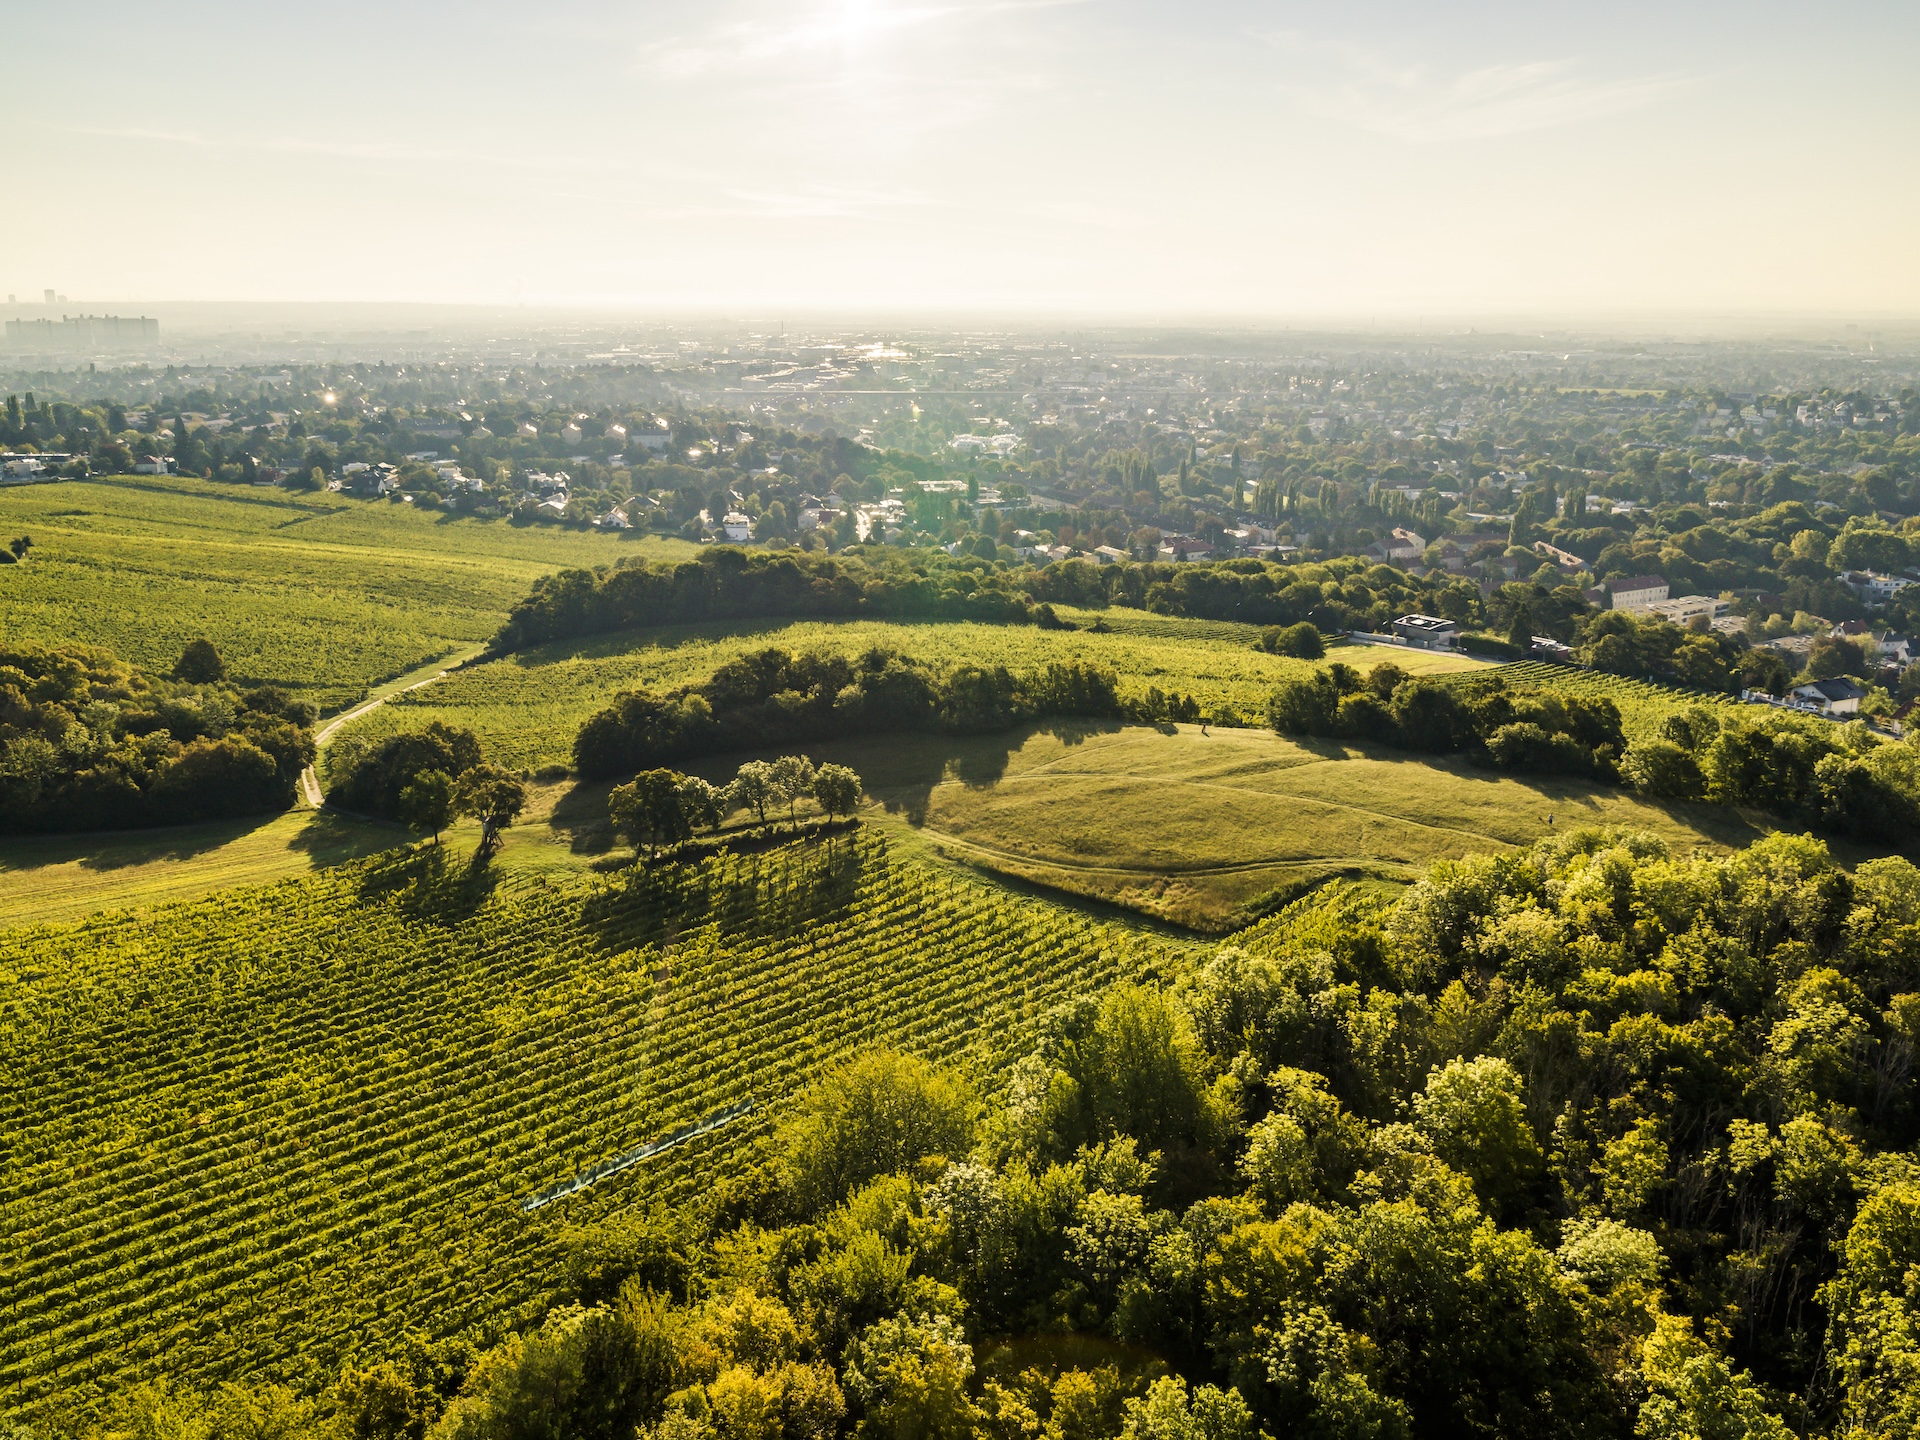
xmin=1608 ymin=575 xmax=1670 ymax=613
xmin=721 ymin=511 xmax=754 ymax=543
xmin=1645 ymin=595 xmax=1729 ymax=626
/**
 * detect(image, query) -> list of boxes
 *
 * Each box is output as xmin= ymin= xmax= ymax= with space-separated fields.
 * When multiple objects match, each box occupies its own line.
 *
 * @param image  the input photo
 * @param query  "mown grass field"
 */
xmin=0 ymin=475 xmax=691 ymax=710
xmin=663 ymin=721 xmax=1783 ymax=930
xmin=334 ymin=614 xmax=1491 ymax=774
xmin=0 ymin=834 xmax=1191 ymax=1425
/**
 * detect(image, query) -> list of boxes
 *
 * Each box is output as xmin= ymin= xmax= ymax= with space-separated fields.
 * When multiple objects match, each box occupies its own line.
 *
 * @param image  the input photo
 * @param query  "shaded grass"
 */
xmin=0 ymin=809 xmax=401 ymax=926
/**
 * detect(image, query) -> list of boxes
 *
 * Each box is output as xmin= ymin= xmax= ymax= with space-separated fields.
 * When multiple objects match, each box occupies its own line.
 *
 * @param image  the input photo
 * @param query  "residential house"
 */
xmin=721 ymin=512 xmax=753 ymax=543
xmin=1645 ymin=595 xmax=1729 ymax=626
xmin=1843 ymin=571 xmax=1913 ymax=604
xmin=1367 ymin=527 xmax=1426 ymax=564
xmin=1392 ymin=614 xmax=1458 ymax=650
xmin=1789 ymin=677 xmax=1866 ymax=716
xmin=1093 ymin=545 xmax=1131 ymax=565
xmin=1533 ymin=541 xmax=1585 ymax=571
xmin=1156 ymin=535 xmax=1212 ymax=563
xmin=593 ymin=507 xmax=631 ymax=530
xmin=133 ymin=455 xmax=174 ymax=475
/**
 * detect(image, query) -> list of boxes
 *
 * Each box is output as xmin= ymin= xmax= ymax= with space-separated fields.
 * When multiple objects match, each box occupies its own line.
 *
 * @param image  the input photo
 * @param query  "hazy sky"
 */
xmin=6 ymin=1 xmax=1917 ymax=318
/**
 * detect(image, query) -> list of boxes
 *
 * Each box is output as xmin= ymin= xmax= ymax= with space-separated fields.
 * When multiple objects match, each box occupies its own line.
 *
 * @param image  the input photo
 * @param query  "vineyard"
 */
xmin=336 ymin=615 xmax=1485 ymax=773
xmin=1456 ymin=660 xmax=1742 ymax=742
xmin=0 ymin=474 xmax=688 ymax=710
xmin=0 ymin=833 xmax=1189 ymax=1426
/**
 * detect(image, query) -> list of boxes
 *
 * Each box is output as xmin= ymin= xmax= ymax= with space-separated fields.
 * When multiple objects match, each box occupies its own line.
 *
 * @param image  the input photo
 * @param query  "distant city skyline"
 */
xmin=6 ymin=0 xmax=1918 ymax=317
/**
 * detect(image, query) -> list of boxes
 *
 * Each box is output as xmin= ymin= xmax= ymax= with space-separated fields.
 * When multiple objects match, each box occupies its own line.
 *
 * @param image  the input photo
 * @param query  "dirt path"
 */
xmin=299 ymin=643 xmax=491 ymax=807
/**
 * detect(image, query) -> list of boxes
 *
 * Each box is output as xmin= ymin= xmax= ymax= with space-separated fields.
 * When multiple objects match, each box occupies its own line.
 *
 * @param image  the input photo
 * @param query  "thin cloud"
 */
xmin=1258 ymin=37 xmax=1700 ymax=142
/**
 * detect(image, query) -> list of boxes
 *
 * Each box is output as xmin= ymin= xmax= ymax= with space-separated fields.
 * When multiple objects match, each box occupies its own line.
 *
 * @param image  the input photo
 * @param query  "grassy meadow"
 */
xmin=663 ymin=721 xmax=1783 ymax=929
xmin=333 ymin=613 xmax=1491 ymax=774
xmin=0 ymin=474 xmax=691 ymax=710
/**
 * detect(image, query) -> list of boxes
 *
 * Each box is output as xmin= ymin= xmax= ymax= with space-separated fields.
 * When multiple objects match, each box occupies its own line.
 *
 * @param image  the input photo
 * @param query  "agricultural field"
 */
xmin=0 ymin=832 xmax=1190 ymax=1426
xmin=333 ymin=613 xmax=1491 ymax=774
xmin=676 ymin=721 xmax=1782 ymax=930
xmin=0 ymin=474 xmax=690 ymax=711
xmin=1453 ymin=660 xmax=1742 ymax=744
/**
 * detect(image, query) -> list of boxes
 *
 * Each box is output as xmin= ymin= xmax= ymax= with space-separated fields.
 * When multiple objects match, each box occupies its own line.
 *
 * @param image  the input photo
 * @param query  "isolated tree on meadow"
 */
xmin=173 ymin=637 xmax=226 ymax=683
xmin=813 ymin=764 xmax=861 ymax=824
xmin=397 ymin=769 xmax=454 ymax=845
xmin=452 ymin=764 xmax=526 ymax=856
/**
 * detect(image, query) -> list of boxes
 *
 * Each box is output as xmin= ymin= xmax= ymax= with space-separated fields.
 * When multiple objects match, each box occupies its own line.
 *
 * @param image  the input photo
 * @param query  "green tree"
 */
xmin=173 ymin=637 xmax=226 ymax=683
xmin=677 ymin=774 xmax=728 ymax=834
xmin=397 ymin=769 xmax=454 ymax=845
xmin=813 ymin=764 xmax=861 ymax=823
xmin=844 ymin=1313 xmax=981 ymax=1440
xmin=777 ymin=1050 xmax=977 ymax=1215
xmin=609 ymin=770 xmax=692 ymax=858
xmin=731 ymin=761 xmax=778 ymax=827
xmin=1410 ymin=1056 xmax=1544 ymax=1217
xmin=769 ymin=755 xmax=818 ymax=827
xmin=452 ymin=764 xmax=527 ymax=856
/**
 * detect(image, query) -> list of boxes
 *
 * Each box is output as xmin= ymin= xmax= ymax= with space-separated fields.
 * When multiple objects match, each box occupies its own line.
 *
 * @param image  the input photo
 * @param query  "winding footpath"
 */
xmin=299 ymin=643 xmax=492 ymax=808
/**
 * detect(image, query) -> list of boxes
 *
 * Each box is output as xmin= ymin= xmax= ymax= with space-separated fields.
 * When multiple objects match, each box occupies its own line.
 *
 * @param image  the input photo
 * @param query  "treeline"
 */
xmin=68 ymin=827 xmax=1920 ymax=1439
xmin=1268 ymin=663 xmax=1628 ymax=782
xmin=494 ymin=549 xmax=1041 ymax=652
xmin=492 ymin=549 xmax=1481 ymax=655
xmin=0 ymin=641 xmax=314 ymax=832
xmin=1623 ymin=703 xmax=1920 ymax=841
xmin=574 ymin=646 xmax=1145 ymax=780
xmin=1026 ymin=553 xmax=1472 ymax=633
xmin=609 ymin=756 xmax=862 ymax=855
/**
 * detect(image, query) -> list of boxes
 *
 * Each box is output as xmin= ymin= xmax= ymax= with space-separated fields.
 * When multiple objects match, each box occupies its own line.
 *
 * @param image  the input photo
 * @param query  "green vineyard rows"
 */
xmin=0 ymin=834 xmax=1191 ymax=1425
xmin=1451 ymin=660 xmax=1739 ymax=743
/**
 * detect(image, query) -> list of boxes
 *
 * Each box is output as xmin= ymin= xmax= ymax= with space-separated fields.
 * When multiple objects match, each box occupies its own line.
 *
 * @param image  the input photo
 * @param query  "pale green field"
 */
xmin=0 ymin=474 xmax=691 ymax=710
xmin=748 ymin=722 xmax=1786 ymax=930
xmin=335 ymin=615 xmax=1491 ymax=774
xmin=0 ymin=809 xmax=400 ymax=927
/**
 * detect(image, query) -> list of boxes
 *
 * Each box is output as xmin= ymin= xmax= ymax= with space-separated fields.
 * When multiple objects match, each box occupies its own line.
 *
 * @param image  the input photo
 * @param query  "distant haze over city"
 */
xmin=5 ymin=0 xmax=1918 ymax=317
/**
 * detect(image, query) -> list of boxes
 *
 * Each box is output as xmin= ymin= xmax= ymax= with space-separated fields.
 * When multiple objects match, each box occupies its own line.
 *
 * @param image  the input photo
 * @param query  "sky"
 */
xmin=5 ymin=0 xmax=1918 ymax=320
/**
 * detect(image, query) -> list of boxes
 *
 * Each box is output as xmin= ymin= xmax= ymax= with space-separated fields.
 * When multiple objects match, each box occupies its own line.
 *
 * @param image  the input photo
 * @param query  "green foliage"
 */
xmin=452 ymin=764 xmax=527 ymax=854
xmin=5 ymin=834 xmax=1174 ymax=1427
xmin=1254 ymin=624 xmax=1323 ymax=661
xmin=573 ymin=647 xmax=1125 ymax=781
xmin=327 ymin=721 xmax=482 ymax=819
xmin=397 ymin=769 xmax=455 ymax=843
xmin=1268 ymin=664 xmax=1624 ymax=783
xmin=0 ymin=642 xmax=314 ymax=832
xmin=778 ymin=1051 xmax=980 ymax=1216
xmin=612 ymin=770 xmax=696 ymax=857
xmin=173 ymin=637 xmax=227 ymax=683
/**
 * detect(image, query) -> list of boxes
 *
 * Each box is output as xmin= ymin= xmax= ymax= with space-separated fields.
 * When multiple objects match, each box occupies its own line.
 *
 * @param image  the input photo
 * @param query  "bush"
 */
xmin=1257 ymin=622 xmax=1326 ymax=660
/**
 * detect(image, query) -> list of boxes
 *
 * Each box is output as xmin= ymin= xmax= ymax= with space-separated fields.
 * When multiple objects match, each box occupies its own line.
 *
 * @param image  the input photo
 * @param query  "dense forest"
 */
xmin=0 ymin=640 xmax=314 ymax=831
xmin=68 ymin=828 xmax=1920 ymax=1440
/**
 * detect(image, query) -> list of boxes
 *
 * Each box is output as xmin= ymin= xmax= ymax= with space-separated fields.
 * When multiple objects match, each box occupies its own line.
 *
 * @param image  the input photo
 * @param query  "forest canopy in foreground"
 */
xmin=21 ymin=825 xmax=1920 ymax=1440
